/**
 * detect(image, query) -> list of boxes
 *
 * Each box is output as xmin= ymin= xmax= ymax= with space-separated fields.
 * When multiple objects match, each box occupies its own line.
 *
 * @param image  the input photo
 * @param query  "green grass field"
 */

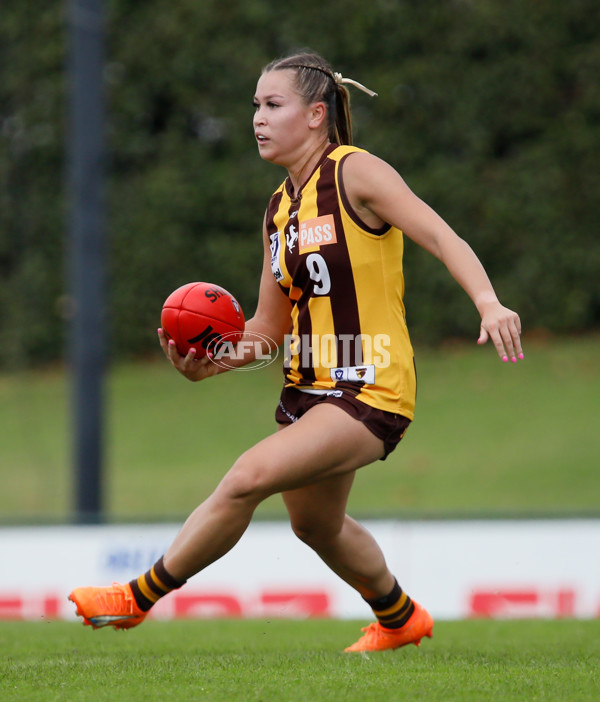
xmin=1 ymin=338 xmax=599 ymax=701
xmin=1 ymin=619 xmax=599 ymax=701
xmin=0 ymin=334 xmax=598 ymax=521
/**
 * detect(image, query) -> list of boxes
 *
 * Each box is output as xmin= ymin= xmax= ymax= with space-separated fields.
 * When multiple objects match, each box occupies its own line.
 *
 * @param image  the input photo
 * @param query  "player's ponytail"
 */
xmin=332 ymin=82 xmax=352 ymax=146
xmin=263 ymin=52 xmax=376 ymax=146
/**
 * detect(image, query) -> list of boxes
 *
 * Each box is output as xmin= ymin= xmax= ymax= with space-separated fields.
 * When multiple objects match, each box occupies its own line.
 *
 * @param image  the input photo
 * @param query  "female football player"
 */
xmin=70 ymin=51 xmax=523 ymax=651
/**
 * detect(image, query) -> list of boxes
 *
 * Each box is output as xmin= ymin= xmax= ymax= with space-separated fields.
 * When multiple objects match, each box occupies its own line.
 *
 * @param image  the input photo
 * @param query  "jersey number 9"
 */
xmin=306 ymin=253 xmax=331 ymax=296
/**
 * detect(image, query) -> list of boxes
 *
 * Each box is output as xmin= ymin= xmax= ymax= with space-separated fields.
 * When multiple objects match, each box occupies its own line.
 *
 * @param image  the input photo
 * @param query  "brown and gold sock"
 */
xmin=129 ymin=556 xmax=186 ymax=612
xmin=365 ymin=578 xmax=415 ymax=630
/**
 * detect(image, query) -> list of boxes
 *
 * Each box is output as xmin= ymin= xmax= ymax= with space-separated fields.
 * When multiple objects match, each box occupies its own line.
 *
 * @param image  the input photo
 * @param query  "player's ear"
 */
xmin=308 ymin=102 xmax=327 ymax=130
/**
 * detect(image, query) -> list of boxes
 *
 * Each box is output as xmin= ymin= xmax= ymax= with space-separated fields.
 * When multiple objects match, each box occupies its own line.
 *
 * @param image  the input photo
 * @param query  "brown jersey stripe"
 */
xmin=288 ymin=195 xmax=316 ymax=383
xmin=316 ymin=156 xmax=364 ymax=373
xmin=266 ymin=189 xmax=283 ymax=238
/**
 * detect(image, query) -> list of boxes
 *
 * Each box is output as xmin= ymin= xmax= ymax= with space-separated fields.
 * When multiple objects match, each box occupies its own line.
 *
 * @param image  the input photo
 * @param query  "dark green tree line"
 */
xmin=1 ymin=0 xmax=599 ymax=367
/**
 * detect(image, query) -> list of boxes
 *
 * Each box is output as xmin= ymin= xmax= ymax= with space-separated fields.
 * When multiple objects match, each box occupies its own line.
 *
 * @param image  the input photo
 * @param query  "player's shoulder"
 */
xmin=342 ymin=148 xmax=391 ymax=170
xmin=328 ymin=144 xmax=371 ymax=164
xmin=339 ymin=148 xmax=399 ymax=189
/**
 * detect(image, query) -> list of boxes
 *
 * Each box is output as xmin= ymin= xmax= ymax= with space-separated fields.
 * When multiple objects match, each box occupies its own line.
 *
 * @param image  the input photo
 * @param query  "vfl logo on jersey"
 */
xmin=270 ymin=232 xmax=284 ymax=282
xmin=330 ymin=365 xmax=375 ymax=385
xmin=299 ymin=215 xmax=337 ymax=254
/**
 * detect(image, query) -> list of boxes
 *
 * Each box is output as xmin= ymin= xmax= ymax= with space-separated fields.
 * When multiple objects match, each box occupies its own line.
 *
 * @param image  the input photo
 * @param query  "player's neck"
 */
xmin=287 ymin=139 xmax=331 ymax=199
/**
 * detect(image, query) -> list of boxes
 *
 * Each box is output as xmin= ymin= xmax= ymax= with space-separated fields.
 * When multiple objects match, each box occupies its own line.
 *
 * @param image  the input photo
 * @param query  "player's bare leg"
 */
xmin=281 ymin=438 xmax=434 ymax=652
xmin=282 ymin=474 xmax=395 ymax=599
xmin=69 ymin=402 xmax=432 ymax=646
xmin=161 ymin=403 xmax=385 ymax=580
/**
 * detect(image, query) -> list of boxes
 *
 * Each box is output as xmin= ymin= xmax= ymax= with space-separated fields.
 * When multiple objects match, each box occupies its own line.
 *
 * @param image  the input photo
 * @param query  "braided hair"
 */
xmin=263 ymin=52 xmax=354 ymax=145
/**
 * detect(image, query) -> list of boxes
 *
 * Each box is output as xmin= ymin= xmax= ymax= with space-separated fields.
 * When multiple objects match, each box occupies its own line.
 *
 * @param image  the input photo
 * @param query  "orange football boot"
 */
xmin=345 ymin=601 xmax=434 ymax=652
xmin=69 ymin=583 xmax=147 ymax=630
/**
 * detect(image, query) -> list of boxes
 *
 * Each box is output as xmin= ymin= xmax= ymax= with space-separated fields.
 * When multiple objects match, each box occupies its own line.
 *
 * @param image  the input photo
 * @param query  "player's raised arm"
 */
xmin=342 ymin=152 xmax=523 ymax=363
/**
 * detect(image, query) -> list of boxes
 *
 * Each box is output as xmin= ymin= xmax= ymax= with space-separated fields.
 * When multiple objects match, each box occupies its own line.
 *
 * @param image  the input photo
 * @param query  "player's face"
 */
xmin=253 ymin=70 xmax=317 ymax=166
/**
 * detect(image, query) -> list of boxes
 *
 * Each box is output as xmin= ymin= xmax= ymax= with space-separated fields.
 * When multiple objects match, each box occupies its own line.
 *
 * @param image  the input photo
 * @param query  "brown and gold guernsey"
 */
xmin=266 ymin=144 xmax=416 ymax=419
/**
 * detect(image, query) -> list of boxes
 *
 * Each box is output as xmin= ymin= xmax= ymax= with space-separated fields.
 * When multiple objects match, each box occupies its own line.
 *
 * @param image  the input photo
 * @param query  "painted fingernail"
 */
xmin=512 ymin=356 xmax=517 ymax=363
xmin=157 ymin=328 xmax=162 ymax=334
xmin=502 ymin=356 xmax=508 ymax=363
xmin=168 ymin=339 xmax=175 ymax=346
xmin=519 ymin=353 xmax=524 ymax=360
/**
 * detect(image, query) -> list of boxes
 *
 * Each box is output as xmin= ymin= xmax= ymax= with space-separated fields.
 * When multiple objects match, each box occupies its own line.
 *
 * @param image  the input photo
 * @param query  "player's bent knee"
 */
xmin=290 ymin=520 xmax=342 ymax=548
xmin=217 ymin=454 xmax=274 ymax=505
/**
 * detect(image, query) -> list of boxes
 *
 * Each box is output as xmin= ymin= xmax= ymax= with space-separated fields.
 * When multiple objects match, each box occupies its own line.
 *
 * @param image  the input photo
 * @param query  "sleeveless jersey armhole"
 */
xmin=337 ymin=152 xmax=391 ymax=236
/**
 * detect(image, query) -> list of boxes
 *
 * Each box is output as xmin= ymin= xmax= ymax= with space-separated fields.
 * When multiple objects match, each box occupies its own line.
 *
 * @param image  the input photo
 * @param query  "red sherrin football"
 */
xmin=161 ymin=282 xmax=245 ymax=359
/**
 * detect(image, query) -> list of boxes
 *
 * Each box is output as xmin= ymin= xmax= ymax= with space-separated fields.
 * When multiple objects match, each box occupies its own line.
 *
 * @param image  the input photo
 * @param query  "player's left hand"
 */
xmin=477 ymin=303 xmax=524 ymax=363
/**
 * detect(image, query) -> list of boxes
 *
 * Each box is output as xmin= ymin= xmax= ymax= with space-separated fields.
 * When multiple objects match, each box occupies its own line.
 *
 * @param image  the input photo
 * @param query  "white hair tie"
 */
xmin=333 ymin=72 xmax=378 ymax=98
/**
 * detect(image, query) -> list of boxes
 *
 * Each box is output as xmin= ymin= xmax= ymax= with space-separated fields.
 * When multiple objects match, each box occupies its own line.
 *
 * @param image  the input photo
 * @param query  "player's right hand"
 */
xmin=158 ymin=328 xmax=221 ymax=382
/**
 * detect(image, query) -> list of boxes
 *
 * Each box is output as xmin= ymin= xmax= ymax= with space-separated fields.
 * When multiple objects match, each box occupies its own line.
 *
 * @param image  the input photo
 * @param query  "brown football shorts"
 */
xmin=275 ymin=385 xmax=411 ymax=460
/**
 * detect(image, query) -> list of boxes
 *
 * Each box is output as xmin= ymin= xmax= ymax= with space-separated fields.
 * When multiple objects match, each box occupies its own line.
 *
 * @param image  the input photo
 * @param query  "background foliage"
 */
xmin=1 ymin=0 xmax=599 ymax=368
